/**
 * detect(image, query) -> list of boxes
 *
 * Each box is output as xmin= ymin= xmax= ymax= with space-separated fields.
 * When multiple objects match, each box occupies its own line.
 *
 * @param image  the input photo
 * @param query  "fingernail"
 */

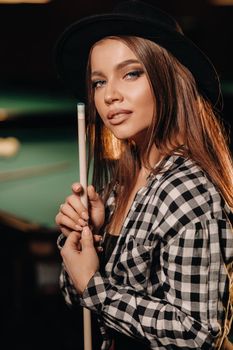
xmin=81 ymin=211 xmax=89 ymax=220
xmin=74 ymin=185 xmax=80 ymax=191
xmin=79 ymin=218 xmax=88 ymax=227
xmin=82 ymin=226 xmax=90 ymax=236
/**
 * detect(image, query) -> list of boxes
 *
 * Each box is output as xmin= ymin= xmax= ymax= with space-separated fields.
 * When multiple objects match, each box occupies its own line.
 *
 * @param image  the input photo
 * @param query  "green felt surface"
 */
xmin=0 ymin=126 xmax=91 ymax=228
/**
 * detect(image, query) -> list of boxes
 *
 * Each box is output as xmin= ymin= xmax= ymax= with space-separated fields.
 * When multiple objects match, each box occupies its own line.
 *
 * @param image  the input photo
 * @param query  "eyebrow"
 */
xmin=91 ymin=59 xmax=141 ymax=78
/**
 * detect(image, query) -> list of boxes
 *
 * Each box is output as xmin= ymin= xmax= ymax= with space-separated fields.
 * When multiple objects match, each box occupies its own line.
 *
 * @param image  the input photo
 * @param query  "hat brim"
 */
xmin=55 ymin=13 xmax=221 ymax=106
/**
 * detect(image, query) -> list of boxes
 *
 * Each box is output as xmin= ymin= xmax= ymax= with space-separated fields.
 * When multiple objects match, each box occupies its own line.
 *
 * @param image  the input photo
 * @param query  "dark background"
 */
xmin=1 ymin=0 xmax=232 ymax=144
xmin=0 ymin=1 xmax=232 ymax=349
xmin=0 ymin=0 xmax=233 ymax=92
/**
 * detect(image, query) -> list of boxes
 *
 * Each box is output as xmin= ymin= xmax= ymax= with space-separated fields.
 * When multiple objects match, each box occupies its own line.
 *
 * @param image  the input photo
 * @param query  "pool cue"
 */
xmin=77 ymin=103 xmax=92 ymax=350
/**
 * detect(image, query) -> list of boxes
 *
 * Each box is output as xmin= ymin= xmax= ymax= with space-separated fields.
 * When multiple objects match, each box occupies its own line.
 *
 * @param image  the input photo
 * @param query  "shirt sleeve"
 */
xmin=80 ymin=277 xmax=212 ymax=349
xmin=57 ymin=187 xmax=117 ymax=307
xmin=79 ymin=219 xmax=232 ymax=349
xmin=59 ymin=262 xmax=81 ymax=306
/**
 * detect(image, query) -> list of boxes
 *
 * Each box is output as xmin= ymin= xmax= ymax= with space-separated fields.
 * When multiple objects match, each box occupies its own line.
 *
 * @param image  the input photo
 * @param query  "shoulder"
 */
xmin=154 ymin=155 xmax=225 ymax=222
xmin=159 ymin=156 xmax=212 ymax=195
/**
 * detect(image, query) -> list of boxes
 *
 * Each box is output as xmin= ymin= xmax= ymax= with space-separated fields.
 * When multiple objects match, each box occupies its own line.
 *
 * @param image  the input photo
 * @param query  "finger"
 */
xmin=93 ymin=235 xmax=103 ymax=250
xmin=87 ymin=185 xmax=102 ymax=207
xmin=66 ymin=194 xmax=88 ymax=218
xmin=78 ymin=218 xmax=88 ymax=227
xmin=62 ymin=231 xmax=81 ymax=253
xmin=81 ymin=226 xmax=94 ymax=249
xmin=68 ymin=230 xmax=81 ymax=240
xmin=69 ymin=231 xmax=82 ymax=250
xmin=59 ymin=225 xmax=72 ymax=237
xmin=87 ymin=185 xmax=99 ymax=201
xmin=93 ymin=234 xmax=103 ymax=244
xmin=61 ymin=202 xmax=86 ymax=225
xmin=56 ymin=212 xmax=80 ymax=232
xmin=72 ymin=182 xmax=84 ymax=194
xmin=60 ymin=225 xmax=82 ymax=237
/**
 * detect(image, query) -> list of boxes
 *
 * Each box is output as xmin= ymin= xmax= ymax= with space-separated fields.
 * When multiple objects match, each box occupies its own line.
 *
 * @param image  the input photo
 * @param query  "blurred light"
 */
xmin=210 ymin=0 xmax=233 ymax=5
xmin=0 ymin=137 xmax=21 ymax=158
xmin=0 ymin=0 xmax=51 ymax=3
xmin=0 ymin=108 xmax=8 ymax=121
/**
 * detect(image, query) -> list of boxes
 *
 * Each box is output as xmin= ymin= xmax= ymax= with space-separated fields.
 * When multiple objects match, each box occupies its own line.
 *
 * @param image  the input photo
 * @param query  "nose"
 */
xmin=104 ymin=81 xmax=123 ymax=105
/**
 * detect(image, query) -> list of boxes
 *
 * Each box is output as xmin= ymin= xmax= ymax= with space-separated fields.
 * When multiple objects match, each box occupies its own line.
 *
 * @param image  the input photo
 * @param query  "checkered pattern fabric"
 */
xmin=58 ymin=155 xmax=233 ymax=350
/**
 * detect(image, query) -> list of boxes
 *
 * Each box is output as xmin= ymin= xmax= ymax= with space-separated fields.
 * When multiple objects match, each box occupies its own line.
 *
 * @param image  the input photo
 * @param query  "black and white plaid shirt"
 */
xmin=58 ymin=154 xmax=233 ymax=350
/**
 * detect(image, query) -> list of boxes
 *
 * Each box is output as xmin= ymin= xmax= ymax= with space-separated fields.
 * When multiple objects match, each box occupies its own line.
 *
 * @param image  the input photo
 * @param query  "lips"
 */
xmin=107 ymin=109 xmax=132 ymax=125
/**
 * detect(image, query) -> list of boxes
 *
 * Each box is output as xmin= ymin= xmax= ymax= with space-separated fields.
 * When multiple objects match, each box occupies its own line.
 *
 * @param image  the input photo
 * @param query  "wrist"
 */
xmin=78 ymin=272 xmax=96 ymax=295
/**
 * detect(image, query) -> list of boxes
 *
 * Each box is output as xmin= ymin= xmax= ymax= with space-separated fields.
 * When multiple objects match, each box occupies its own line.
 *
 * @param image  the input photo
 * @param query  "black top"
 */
xmin=100 ymin=233 xmax=150 ymax=350
xmin=100 ymin=233 xmax=119 ymax=269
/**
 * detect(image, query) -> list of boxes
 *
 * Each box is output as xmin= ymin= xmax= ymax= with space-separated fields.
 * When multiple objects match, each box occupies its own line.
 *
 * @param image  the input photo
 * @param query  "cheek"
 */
xmin=129 ymin=79 xmax=154 ymax=105
xmin=136 ymin=88 xmax=155 ymax=120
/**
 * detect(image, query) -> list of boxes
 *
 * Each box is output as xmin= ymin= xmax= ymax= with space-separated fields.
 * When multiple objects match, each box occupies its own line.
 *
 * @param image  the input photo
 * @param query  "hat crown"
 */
xmin=55 ymin=0 xmax=220 ymax=105
xmin=114 ymin=0 xmax=183 ymax=34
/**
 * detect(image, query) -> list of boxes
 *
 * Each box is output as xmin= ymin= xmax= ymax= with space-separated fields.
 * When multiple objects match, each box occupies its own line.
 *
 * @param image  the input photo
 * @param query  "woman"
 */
xmin=54 ymin=1 xmax=233 ymax=349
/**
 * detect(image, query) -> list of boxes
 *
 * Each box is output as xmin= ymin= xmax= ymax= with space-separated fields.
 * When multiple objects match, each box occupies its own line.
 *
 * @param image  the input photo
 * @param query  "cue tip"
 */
xmin=77 ymin=103 xmax=85 ymax=119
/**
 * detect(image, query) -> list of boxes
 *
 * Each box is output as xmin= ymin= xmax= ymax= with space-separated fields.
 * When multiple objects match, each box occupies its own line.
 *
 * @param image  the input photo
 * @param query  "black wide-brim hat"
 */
xmin=55 ymin=0 xmax=221 ymax=106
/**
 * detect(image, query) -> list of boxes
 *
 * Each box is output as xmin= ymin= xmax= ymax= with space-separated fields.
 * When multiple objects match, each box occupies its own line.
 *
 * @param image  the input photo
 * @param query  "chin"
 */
xmin=111 ymin=127 xmax=147 ymax=143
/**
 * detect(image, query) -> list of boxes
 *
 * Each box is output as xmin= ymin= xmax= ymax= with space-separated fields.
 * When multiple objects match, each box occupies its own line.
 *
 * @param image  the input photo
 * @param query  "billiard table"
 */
xmin=0 ymin=89 xmax=87 ymax=228
xmin=0 ymin=89 xmax=96 ymax=350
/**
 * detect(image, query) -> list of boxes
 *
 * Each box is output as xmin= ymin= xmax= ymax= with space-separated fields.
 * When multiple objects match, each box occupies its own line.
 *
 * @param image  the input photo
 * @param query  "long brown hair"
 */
xmin=86 ymin=36 xmax=233 ymax=231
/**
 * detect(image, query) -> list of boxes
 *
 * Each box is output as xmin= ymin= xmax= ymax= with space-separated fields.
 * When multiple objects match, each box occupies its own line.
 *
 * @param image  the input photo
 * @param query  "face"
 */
xmin=90 ymin=39 xmax=155 ymax=143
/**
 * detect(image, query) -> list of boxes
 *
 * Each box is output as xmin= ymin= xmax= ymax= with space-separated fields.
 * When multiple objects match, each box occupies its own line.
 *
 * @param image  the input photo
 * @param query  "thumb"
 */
xmin=81 ymin=226 xmax=94 ymax=249
xmin=87 ymin=185 xmax=102 ymax=207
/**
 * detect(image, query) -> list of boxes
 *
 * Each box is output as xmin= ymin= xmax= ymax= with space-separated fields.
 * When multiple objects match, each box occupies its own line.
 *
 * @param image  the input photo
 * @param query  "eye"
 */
xmin=124 ymin=70 xmax=144 ymax=80
xmin=92 ymin=79 xmax=106 ymax=89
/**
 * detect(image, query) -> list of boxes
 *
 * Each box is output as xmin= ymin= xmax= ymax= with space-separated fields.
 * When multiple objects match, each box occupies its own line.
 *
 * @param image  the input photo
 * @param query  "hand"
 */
xmin=60 ymin=226 xmax=100 ymax=294
xmin=55 ymin=183 xmax=105 ymax=237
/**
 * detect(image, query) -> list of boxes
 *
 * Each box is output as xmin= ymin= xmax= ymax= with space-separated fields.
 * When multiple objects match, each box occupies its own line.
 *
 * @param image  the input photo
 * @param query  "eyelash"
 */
xmin=92 ymin=80 xmax=105 ymax=89
xmin=92 ymin=69 xmax=144 ymax=89
xmin=124 ymin=69 xmax=144 ymax=79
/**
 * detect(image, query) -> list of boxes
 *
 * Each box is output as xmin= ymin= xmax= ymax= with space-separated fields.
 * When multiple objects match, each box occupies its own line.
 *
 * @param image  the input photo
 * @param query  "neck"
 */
xmin=138 ymin=143 xmax=162 ymax=172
